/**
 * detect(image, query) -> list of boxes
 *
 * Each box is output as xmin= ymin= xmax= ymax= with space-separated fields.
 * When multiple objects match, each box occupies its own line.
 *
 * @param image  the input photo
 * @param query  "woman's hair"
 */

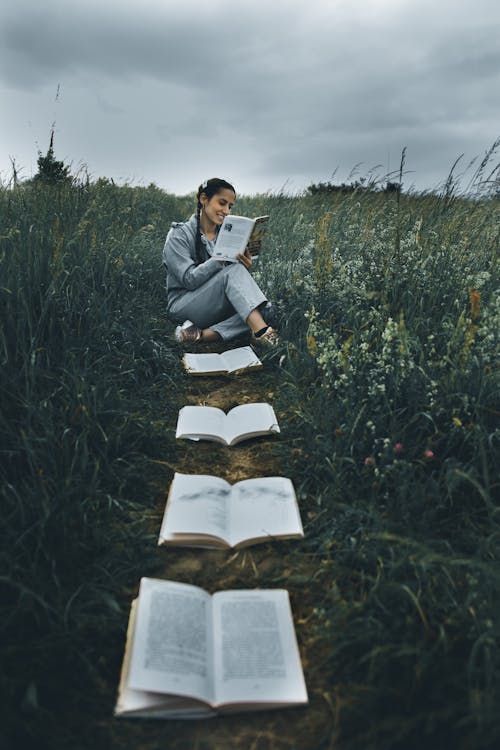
xmin=194 ymin=177 xmax=235 ymax=264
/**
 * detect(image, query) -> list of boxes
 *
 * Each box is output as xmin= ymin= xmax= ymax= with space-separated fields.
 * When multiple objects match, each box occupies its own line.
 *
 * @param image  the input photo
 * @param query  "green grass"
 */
xmin=0 ymin=178 xmax=184 ymax=748
xmin=1 ymin=172 xmax=499 ymax=749
xmin=251 ymin=184 xmax=500 ymax=748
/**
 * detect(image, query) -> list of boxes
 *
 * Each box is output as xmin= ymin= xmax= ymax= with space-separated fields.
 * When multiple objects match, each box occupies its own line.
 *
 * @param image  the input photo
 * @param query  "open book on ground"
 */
xmin=115 ymin=577 xmax=308 ymax=719
xmin=158 ymin=472 xmax=303 ymax=549
xmin=212 ymin=215 xmax=269 ymax=261
xmin=182 ymin=346 xmax=262 ymax=376
xmin=175 ymin=403 xmax=280 ymax=446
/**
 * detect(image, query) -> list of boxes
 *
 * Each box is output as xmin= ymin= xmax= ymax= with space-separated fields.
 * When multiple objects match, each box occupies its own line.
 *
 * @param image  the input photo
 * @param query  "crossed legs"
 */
xmin=168 ymin=263 xmax=269 ymax=341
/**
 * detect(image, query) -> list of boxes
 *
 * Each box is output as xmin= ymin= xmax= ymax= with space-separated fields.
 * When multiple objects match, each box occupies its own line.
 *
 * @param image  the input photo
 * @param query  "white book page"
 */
xmin=220 ymin=346 xmax=261 ymax=373
xmin=127 ymin=578 xmax=215 ymax=705
xmin=225 ymin=403 xmax=280 ymax=445
xmin=161 ymin=473 xmax=231 ymax=540
xmin=212 ymin=590 xmax=307 ymax=706
xmin=115 ymin=600 xmax=171 ymax=716
xmin=183 ymin=353 xmax=226 ymax=374
xmin=176 ymin=405 xmax=225 ymax=442
xmin=212 ymin=216 xmax=254 ymax=261
xmin=116 ymin=685 xmax=168 ymax=715
xmin=228 ymin=477 xmax=303 ymax=547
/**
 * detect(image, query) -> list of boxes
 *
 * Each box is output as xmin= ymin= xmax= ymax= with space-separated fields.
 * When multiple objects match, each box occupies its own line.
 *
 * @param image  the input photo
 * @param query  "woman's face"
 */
xmin=201 ymin=188 xmax=236 ymax=226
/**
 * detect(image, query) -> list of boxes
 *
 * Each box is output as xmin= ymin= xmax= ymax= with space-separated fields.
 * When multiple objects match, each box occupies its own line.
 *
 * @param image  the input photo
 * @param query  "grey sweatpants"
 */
xmin=168 ymin=263 xmax=268 ymax=341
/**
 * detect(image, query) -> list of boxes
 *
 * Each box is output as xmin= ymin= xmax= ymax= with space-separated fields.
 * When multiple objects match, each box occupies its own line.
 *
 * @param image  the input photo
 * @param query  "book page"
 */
xmin=127 ymin=578 xmax=214 ymax=705
xmin=115 ymin=600 xmax=172 ymax=716
xmin=183 ymin=352 xmax=226 ymax=375
xmin=229 ymin=477 xmax=303 ymax=547
xmin=212 ymin=590 xmax=307 ymax=706
xmin=176 ymin=405 xmax=225 ymax=442
xmin=225 ymin=403 xmax=280 ymax=445
xmin=220 ymin=346 xmax=262 ymax=374
xmin=182 ymin=347 xmax=261 ymax=375
xmin=160 ymin=473 xmax=231 ymax=541
xmin=212 ymin=216 xmax=254 ymax=261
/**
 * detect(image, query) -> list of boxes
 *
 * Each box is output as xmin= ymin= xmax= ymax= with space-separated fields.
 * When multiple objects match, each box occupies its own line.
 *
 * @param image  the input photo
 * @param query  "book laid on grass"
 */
xmin=175 ymin=403 xmax=280 ymax=446
xmin=114 ymin=577 xmax=308 ymax=719
xmin=212 ymin=215 xmax=269 ymax=261
xmin=158 ymin=472 xmax=303 ymax=549
xmin=182 ymin=346 xmax=262 ymax=376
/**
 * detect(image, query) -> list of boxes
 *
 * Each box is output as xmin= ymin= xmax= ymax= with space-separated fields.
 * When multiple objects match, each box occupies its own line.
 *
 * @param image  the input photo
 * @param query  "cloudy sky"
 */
xmin=1 ymin=0 xmax=499 ymax=195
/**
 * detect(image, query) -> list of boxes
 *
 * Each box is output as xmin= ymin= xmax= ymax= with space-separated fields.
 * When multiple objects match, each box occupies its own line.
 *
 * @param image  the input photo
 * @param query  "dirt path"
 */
xmin=111 ymin=353 xmax=334 ymax=750
xmin=158 ymin=368 xmax=282 ymax=581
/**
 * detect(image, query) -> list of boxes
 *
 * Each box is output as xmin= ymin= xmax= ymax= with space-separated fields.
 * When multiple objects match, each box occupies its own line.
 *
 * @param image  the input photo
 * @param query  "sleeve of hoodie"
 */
xmin=162 ymin=223 xmax=222 ymax=291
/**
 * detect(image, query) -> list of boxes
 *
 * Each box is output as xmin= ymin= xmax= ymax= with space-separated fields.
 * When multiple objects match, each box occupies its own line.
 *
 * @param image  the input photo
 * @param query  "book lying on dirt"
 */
xmin=158 ymin=472 xmax=303 ymax=549
xmin=212 ymin=215 xmax=269 ymax=261
xmin=114 ymin=577 xmax=308 ymax=719
xmin=182 ymin=346 xmax=262 ymax=376
xmin=175 ymin=403 xmax=280 ymax=446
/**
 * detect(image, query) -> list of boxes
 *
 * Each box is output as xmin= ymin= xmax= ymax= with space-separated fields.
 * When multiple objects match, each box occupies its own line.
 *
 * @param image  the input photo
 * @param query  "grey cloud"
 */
xmin=1 ymin=0 xmax=499 ymax=194
xmin=0 ymin=0 xmax=304 ymax=89
xmin=96 ymin=95 xmax=125 ymax=115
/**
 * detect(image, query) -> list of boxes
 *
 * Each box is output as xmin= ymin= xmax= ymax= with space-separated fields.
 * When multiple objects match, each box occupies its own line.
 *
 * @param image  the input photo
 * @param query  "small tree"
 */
xmin=33 ymin=128 xmax=71 ymax=185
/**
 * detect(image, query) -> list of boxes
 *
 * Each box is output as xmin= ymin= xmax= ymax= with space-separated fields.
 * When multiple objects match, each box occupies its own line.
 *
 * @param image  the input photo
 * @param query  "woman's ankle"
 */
xmin=254 ymin=325 xmax=269 ymax=338
xmin=201 ymin=328 xmax=221 ymax=342
xmin=246 ymin=307 xmax=268 ymax=334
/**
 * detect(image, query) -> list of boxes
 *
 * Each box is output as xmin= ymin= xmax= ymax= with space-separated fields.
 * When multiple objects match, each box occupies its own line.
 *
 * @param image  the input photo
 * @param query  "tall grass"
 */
xmin=245 ymin=180 xmax=500 ymax=748
xmin=0 ymin=179 xmax=184 ymax=748
xmin=1 ymin=169 xmax=499 ymax=749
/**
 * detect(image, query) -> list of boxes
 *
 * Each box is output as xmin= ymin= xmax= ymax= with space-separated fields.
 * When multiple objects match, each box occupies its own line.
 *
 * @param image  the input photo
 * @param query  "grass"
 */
xmin=0 ymin=169 xmax=499 ymax=749
xmin=0 ymin=178 xmax=183 ymax=748
xmin=256 ymin=180 xmax=500 ymax=749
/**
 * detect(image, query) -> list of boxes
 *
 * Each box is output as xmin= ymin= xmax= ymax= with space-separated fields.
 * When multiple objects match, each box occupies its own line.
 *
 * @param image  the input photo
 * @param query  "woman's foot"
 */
xmin=253 ymin=326 xmax=279 ymax=345
xmin=174 ymin=320 xmax=202 ymax=343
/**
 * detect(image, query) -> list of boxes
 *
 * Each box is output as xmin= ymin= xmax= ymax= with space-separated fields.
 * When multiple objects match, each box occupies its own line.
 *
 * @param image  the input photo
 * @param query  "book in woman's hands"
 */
xmin=182 ymin=346 xmax=262 ymax=376
xmin=212 ymin=215 xmax=269 ymax=261
xmin=114 ymin=577 xmax=308 ymax=718
xmin=175 ymin=403 xmax=280 ymax=446
xmin=158 ymin=472 xmax=304 ymax=549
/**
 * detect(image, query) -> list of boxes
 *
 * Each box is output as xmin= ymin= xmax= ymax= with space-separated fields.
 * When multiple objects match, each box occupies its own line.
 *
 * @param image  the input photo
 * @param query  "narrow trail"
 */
xmin=158 ymin=362 xmax=286 ymax=588
xmin=112 ymin=348 xmax=332 ymax=750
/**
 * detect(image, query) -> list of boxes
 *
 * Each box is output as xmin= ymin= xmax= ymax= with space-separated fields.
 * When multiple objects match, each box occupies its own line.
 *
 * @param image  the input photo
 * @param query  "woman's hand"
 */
xmin=247 ymin=239 xmax=261 ymax=257
xmin=237 ymin=247 xmax=253 ymax=270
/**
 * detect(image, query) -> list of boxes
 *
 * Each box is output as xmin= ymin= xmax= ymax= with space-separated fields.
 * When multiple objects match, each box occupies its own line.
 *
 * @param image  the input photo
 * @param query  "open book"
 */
xmin=182 ymin=346 xmax=262 ymax=376
xmin=212 ymin=215 xmax=269 ymax=261
xmin=175 ymin=403 xmax=280 ymax=446
xmin=115 ymin=578 xmax=308 ymax=718
xmin=158 ymin=473 xmax=303 ymax=549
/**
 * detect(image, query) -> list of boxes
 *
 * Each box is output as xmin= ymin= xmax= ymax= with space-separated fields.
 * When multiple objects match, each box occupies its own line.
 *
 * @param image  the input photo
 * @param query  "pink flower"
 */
xmin=364 ymin=456 xmax=376 ymax=467
xmin=424 ymin=449 xmax=434 ymax=459
xmin=393 ymin=442 xmax=404 ymax=454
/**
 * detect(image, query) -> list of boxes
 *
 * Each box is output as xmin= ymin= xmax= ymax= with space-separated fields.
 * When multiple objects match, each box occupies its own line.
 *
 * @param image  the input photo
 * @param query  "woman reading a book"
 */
xmin=162 ymin=177 xmax=278 ymax=344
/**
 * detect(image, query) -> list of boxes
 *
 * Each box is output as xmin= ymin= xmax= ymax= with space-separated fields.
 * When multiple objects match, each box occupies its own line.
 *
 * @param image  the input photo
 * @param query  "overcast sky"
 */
xmin=1 ymin=0 xmax=499 ymax=195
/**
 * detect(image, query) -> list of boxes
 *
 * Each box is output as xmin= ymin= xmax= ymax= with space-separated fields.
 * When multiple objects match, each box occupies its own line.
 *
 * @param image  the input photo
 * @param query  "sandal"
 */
xmin=174 ymin=320 xmax=202 ymax=343
xmin=253 ymin=326 xmax=279 ymax=346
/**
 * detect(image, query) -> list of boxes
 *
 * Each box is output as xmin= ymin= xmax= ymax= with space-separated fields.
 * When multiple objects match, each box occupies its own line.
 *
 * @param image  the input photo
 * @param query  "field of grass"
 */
xmin=0 ymin=171 xmax=499 ymax=749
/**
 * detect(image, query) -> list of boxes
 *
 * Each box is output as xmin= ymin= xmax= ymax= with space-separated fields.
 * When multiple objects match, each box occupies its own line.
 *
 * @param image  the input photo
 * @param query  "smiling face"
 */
xmin=200 ymin=188 xmax=236 ymax=228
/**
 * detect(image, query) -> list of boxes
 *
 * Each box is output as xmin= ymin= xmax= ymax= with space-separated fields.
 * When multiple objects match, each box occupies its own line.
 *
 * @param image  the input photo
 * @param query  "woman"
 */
xmin=162 ymin=177 xmax=278 ymax=344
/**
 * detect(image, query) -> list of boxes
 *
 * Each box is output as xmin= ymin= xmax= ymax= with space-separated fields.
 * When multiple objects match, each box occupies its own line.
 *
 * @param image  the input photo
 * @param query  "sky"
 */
xmin=1 ymin=0 xmax=499 ymax=196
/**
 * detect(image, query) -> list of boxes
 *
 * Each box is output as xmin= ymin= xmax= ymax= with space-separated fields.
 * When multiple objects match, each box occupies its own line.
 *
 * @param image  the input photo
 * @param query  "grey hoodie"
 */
xmin=162 ymin=214 xmax=222 ymax=308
